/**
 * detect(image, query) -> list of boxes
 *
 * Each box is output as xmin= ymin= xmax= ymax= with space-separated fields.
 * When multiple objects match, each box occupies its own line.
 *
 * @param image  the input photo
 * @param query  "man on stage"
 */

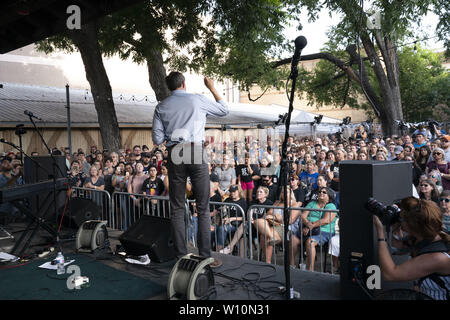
xmin=152 ymin=72 xmax=229 ymax=267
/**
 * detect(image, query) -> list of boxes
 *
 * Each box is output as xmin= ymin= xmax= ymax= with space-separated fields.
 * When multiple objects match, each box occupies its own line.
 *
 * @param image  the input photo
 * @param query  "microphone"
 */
xmin=291 ymin=36 xmax=307 ymax=75
xmin=24 ymin=110 xmax=42 ymax=121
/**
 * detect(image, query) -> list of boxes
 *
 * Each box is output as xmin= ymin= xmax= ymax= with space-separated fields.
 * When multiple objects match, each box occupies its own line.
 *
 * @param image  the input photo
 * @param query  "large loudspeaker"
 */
xmin=60 ymin=198 xmax=102 ymax=229
xmin=339 ymin=161 xmax=412 ymax=300
xmin=119 ymin=215 xmax=176 ymax=263
xmin=23 ymin=155 xmax=67 ymax=219
xmin=24 ymin=155 xmax=67 ymax=183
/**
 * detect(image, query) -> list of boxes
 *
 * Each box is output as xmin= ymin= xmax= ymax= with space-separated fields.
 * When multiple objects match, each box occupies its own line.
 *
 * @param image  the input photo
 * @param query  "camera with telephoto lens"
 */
xmin=365 ymin=198 xmax=401 ymax=226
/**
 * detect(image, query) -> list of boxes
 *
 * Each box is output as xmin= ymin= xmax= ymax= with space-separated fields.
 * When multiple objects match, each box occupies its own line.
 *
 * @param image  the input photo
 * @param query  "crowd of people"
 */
xmin=1 ymin=123 xmax=450 ymax=272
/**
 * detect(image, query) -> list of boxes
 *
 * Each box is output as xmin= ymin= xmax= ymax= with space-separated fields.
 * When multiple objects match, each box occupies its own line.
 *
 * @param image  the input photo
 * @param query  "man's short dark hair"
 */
xmin=166 ymin=71 xmax=185 ymax=91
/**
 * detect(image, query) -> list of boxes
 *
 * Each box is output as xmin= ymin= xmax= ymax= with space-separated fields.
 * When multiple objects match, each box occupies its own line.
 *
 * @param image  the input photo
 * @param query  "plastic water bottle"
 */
xmin=56 ymin=252 xmax=65 ymax=275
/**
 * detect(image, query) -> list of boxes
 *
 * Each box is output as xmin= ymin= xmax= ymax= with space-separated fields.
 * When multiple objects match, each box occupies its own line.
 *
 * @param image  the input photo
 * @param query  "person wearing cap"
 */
xmin=426 ymin=147 xmax=450 ymax=191
xmin=391 ymin=146 xmax=405 ymax=161
xmin=152 ymin=72 xmax=228 ymax=267
xmin=438 ymin=135 xmax=450 ymax=163
xmin=413 ymin=132 xmax=427 ymax=149
xmin=215 ymin=184 xmax=248 ymax=255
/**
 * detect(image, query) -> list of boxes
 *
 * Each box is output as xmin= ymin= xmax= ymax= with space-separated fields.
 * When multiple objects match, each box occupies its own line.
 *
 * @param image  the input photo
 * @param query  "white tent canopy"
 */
xmin=274 ymin=108 xmax=343 ymax=136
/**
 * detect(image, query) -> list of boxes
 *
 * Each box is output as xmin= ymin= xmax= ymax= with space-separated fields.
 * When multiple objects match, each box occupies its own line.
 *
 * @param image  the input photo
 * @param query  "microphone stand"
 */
xmin=280 ymin=50 xmax=302 ymax=301
xmin=26 ymin=114 xmax=67 ymax=253
xmin=0 ymin=139 xmax=63 ymax=256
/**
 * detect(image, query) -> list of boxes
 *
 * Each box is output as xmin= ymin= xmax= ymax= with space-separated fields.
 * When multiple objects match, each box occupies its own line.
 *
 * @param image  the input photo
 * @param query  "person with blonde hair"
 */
xmin=255 ymin=186 xmax=300 ymax=263
xmin=373 ymin=197 xmax=450 ymax=300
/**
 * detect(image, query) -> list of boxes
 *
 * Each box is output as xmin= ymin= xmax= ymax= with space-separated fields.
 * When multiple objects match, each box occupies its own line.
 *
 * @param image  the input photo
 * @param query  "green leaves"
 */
xmin=398 ymin=45 xmax=449 ymax=121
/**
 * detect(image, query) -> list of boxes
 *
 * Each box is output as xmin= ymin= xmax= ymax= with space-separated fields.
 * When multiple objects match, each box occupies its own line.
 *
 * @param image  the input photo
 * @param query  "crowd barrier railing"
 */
xmin=73 ymin=187 xmax=340 ymax=275
xmin=111 ymin=192 xmax=170 ymax=230
xmin=185 ymin=199 xmax=248 ymax=258
xmin=247 ymin=204 xmax=339 ymax=274
xmin=71 ymin=187 xmax=113 ymax=227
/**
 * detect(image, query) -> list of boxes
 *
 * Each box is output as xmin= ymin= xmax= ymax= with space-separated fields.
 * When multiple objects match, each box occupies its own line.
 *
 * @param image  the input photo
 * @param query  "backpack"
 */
xmin=414 ymin=240 xmax=450 ymax=300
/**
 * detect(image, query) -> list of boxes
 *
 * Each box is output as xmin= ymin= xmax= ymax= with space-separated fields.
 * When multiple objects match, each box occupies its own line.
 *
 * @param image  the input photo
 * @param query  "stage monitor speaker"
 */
xmin=119 ymin=215 xmax=176 ymax=263
xmin=339 ymin=160 xmax=412 ymax=300
xmin=60 ymin=198 xmax=102 ymax=229
xmin=24 ymin=155 xmax=67 ymax=183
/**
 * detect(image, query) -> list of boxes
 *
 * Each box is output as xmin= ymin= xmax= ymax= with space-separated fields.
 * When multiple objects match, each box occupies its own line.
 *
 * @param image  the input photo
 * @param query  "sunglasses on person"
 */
xmin=420 ymin=184 xmax=430 ymax=187
xmin=433 ymin=152 xmax=442 ymax=156
xmin=440 ymin=198 xmax=450 ymax=203
xmin=318 ymin=190 xmax=328 ymax=195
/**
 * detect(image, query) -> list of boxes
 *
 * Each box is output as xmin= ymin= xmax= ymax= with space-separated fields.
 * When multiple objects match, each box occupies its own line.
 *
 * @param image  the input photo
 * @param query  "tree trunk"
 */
xmin=360 ymin=32 xmax=403 ymax=136
xmin=273 ymin=43 xmax=404 ymax=137
xmin=69 ymin=20 xmax=122 ymax=153
xmin=146 ymin=48 xmax=170 ymax=102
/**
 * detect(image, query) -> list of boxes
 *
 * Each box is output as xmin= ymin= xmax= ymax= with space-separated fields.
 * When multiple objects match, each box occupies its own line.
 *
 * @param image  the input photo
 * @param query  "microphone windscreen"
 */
xmin=295 ymin=36 xmax=307 ymax=50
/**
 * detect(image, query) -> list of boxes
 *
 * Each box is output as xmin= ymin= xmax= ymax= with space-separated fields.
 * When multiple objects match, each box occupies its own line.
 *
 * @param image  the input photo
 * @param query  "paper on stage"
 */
xmin=125 ymin=254 xmax=150 ymax=265
xmin=38 ymin=260 xmax=75 ymax=270
xmin=0 ymin=252 xmax=19 ymax=262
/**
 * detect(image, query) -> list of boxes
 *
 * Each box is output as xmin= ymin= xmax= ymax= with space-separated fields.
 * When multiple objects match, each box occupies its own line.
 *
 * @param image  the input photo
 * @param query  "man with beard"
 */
xmin=133 ymin=145 xmax=142 ymax=162
xmin=141 ymin=153 xmax=152 ymax=174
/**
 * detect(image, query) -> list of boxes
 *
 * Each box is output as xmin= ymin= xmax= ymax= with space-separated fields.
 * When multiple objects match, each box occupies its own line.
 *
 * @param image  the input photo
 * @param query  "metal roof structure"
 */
xmin=0 ymin=82 xmax=344 ymax=132
xmin=0 ymin=82 xmax=157 ymax=127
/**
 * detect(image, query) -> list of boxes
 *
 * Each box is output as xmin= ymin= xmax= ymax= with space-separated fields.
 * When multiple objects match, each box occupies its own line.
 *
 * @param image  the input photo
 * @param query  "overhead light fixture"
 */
xmin=341 ymin=116 xmax=351 ymax=126
xmin=314 ymin=115 xmax=323 ymax=125
xmin=275 ymin=113 xmax=288 ymax=126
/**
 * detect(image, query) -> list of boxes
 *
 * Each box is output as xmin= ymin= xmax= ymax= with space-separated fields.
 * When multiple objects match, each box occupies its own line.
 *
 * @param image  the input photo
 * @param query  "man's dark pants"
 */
xmin=167 ymin=143 xmax=211 ymax=259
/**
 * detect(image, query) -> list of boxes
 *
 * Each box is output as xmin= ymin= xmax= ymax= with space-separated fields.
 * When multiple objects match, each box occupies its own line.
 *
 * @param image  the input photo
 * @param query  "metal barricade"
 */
xmin=247 ymin=204 xmax=339 ymax=274
xmin=71 ymin=187 xmax=113 ymax=227
xmin=111 ymin=191 xmax=170 ymax=231
xmin=186 ymin=199 xmax=248 ymax=258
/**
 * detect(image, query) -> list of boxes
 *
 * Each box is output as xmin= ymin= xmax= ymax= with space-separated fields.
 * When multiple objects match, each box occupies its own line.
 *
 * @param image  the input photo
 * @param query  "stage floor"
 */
xmin=0 ymin=222 xmax=341 ymax=300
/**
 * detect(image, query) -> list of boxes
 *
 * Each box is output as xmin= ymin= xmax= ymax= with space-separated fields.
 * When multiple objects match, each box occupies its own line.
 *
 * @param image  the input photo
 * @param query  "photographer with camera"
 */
xmin=372 ymin=197 xmax=450 ymax=300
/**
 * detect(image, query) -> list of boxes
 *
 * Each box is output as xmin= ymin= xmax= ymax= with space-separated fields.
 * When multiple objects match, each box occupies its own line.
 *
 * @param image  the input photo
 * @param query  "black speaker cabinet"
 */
xmin=339 ymin=161 xmax=412 ymax=300
xmin=60 ymin=198 xmax=102 ymax=229
xmin=24 ymin=155 xmax=67 ymax=183
xmin=23 ymin=155 xmax=67 ymax=220
xmin=119 ymin=215 xmax=176 ymax=263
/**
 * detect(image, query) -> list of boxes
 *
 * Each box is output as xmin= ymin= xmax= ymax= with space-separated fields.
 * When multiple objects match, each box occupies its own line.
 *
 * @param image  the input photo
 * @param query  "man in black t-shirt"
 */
xmin=289 ymin=175 xmax=305 ymax=206
xmin=142 ymin=153 xmax=152 ymax=174
xmin=260 ymin=175 xmax=278 ymax=202
xmin=224 ymin=185 xmax=248 ymax=225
